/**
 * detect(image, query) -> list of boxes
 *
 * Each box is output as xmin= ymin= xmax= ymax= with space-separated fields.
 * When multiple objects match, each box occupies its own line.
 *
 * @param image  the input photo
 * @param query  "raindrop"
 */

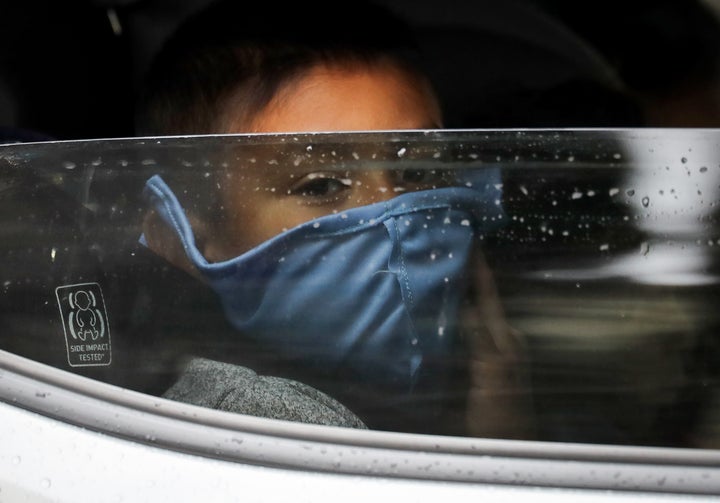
xmin=700 ymin=166 xmax=708 ymax=173
xmin=642 ymin=196 xmax=650 ymax=207
xmin=626 ymin=189 xmax=635 ymax=196
xmin=40 ymin=478 xmax=51 ymax=489
xmin=571 ymin=191 xmax=583 ymax=200
xmin=681 ymin=157 xmax=688 ymax=164
xmin=599 ymin=243 xmax=610 ymax=251
xmin=62 ymin=161 xmax=76 ymax=170
xmin=397 ymin=147 xmax=407 ymax=157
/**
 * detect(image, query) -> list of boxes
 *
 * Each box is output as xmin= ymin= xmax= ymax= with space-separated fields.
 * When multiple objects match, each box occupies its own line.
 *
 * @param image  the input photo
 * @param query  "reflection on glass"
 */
xmin=0 ymin=129 xmax=719 ymax=449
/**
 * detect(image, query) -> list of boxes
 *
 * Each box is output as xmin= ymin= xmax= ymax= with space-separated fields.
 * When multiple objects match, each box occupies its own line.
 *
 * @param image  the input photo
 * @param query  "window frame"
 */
xmin=1 ymin=349 xmax=719 ymax=498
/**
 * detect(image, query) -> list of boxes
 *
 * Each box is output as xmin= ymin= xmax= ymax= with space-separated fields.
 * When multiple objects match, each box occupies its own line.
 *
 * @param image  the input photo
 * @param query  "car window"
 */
xmin=2 ymin=129 xmax=720 ymax=498
xmin=0 ymin=128 xmax=718 ymax=443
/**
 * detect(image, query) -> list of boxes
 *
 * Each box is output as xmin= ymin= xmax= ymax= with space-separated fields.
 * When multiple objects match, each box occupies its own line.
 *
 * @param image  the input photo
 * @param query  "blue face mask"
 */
xmin=142 ymin=172 xmax=502 ymax=420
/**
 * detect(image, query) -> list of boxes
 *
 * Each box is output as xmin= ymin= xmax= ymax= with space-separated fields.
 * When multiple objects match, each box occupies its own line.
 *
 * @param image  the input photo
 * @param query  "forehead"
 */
xmin=225 ymin=62 xmax=442 ymax=134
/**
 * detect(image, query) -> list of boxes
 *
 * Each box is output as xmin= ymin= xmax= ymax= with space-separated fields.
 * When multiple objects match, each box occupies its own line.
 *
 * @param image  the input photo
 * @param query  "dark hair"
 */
xmin=135 ymin=0 xmax=429 ymax=136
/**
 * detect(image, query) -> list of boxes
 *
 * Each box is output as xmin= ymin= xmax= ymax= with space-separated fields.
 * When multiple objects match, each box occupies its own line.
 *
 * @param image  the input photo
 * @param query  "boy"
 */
xmin=137 ymin=0 xmax=530 ymax=438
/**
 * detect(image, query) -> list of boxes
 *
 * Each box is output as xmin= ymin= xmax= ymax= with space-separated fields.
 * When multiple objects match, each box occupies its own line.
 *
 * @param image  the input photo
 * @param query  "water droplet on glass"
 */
xmin=681 ymin=157 xmax=688 ymax=164
xmin=62 ymin=161 xmax=76 ymax=170
xmin=626 ymin=189 xmax=635 ymax=197
xmin=642 ymin=196 xmax=650 ymax=207
xmin=40 ymin=478 xmax=51 ymax=489
xmin=609 ymin=188 xmax=619 ymax=196
xmin=571 ymin=191 xmax=583 ymax=200
xmin=599 ymin=243 xmax=610 ymax=251
xmin=700 ymin=166 xmax=708 ymax=173
xmin=397 ymin=147 xmax=407 ymax=157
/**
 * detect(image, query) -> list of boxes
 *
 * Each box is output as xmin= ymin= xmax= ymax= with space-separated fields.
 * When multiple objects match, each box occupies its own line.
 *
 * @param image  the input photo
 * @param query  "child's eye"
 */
xmin=288 ymin=172 xmax=353 ymax=201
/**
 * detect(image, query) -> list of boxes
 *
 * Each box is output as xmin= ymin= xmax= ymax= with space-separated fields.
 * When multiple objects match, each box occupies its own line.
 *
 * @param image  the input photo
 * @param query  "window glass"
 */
xmin=1 ymin=129 xmax=719 ymax=448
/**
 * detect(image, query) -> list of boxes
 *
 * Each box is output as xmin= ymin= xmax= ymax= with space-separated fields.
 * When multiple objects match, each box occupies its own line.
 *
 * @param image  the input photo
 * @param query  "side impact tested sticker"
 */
xmin=55 ymin=283 xmax=112 ymax=367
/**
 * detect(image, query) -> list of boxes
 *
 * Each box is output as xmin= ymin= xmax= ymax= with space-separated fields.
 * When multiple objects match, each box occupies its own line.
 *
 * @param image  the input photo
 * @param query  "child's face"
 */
xmin=203 ymin=62 xmax=444 ymax=262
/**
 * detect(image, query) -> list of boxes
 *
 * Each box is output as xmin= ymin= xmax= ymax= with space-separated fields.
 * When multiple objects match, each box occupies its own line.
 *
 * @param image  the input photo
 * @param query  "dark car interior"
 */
xmin=3 ymin=0 xmax=719 ymax=143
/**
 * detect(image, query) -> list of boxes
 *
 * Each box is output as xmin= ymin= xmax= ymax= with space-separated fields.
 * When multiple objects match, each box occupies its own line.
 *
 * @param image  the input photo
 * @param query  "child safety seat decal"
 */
xmin=55 ymin=283 xmax=112 ymax=367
